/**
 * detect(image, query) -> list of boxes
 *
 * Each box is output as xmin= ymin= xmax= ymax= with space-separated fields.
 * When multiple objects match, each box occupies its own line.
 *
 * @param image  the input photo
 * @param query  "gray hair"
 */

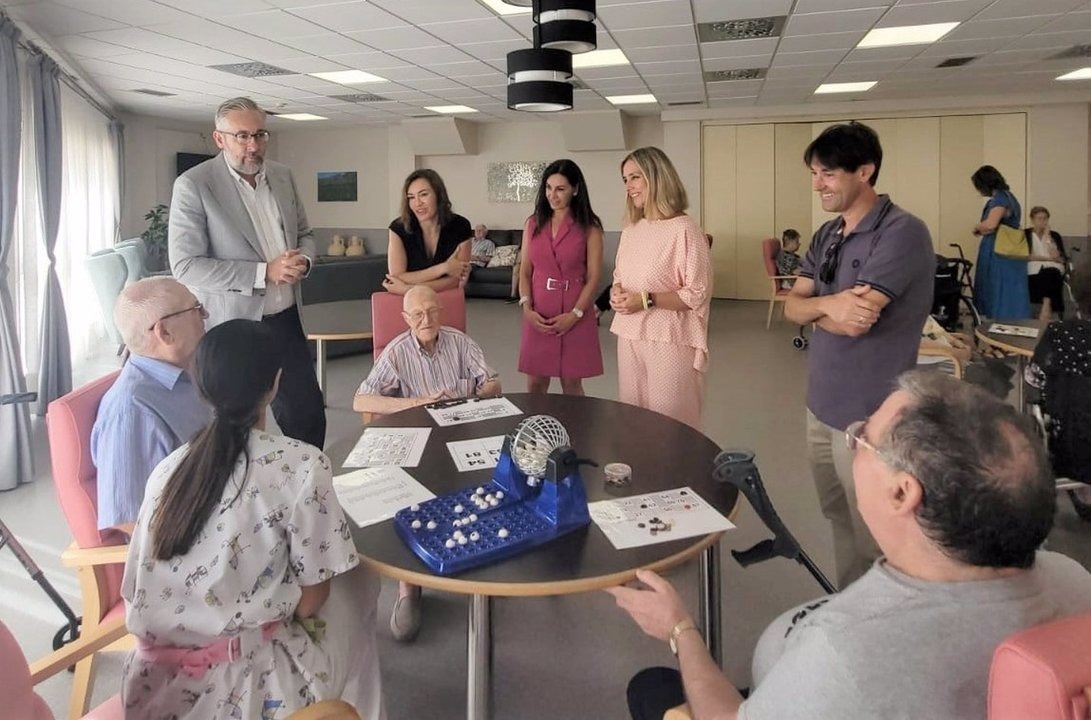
xmin=114 ymin=277 xmax=189 ymax=355
xmin=878 ymin=370 xmax=1054 ymax=569
xmin=215 ymin=97 xmax=264 ymax=128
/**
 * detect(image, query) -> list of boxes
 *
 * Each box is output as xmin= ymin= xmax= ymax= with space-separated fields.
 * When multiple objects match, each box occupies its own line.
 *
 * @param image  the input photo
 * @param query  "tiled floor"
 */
xmin=2 ymin=298 xmax=1088 ymax=719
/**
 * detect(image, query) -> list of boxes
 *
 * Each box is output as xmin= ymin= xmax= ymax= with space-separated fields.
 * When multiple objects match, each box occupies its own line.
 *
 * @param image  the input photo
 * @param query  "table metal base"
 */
xmin=315 ymin=338 xmax=328 ymax=404
xmin=467 ymin=594 xmax=492 ymax=720
xmin=698 ymin=541 xmax=723 ymax=666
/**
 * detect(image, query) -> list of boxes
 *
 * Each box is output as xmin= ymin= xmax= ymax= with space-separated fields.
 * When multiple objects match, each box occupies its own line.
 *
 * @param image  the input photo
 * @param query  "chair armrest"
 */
xmin=771 ymin=275 xmax=797 ymax=281
xmin=62 ymin=542 xmax=129 ymax=567
xmin=917 ymin=346 xmax=963 ymax=378
xmin=28 ymin=614 xmax=128 ymax=684
xmin=664 ymin=703 xmax=693 ymax=720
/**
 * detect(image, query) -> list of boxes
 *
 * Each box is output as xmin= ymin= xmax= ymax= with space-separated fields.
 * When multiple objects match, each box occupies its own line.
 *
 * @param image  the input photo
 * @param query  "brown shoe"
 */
xmin=390 ymin=587 xmax=422 ymax=642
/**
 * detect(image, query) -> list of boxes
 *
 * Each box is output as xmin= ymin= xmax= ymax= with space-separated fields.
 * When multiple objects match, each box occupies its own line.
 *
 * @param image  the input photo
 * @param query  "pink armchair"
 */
xmin=45 ymin=372 xmax=130 ymax=719
xmin=762 ymin=238 xmax=797 ymax=329
xmin=370 ymin=287 xmax=467 ymax=359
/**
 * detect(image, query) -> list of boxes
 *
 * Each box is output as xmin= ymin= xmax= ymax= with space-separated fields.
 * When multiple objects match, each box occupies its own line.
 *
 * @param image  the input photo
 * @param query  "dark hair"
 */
xmin=803 ymin=121 xmax=883 ymax=186
xmin=882 ymin=371 xmax=1054 ymax=569
xmin=782 ymin=228 xmax=801 ymax=244
xmin=399 ymin=169 xmax=453 ymax=233
xmin=150 ymin=320 xmax=283 ymax=560
xmin=970 ymin=165 xmax=1009 ymax=196
xmin=532 ymin=159 xmax=602 ymax=236
xmin=1028 ymin=205 xmax=1050 ymax=219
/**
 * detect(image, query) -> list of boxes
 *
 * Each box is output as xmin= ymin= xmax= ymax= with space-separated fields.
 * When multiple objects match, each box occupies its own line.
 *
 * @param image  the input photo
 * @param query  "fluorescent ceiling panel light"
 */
xmin=857 ymin=22 xmax=958 ymax=49
xmin=1056 ymin=67 xmax=1091 ymax=80
xmin=477 ymin=0 xmax=531 ymax=15
xmin=424 ymin=105 xmax=479 ymax=114
xmin=814 ymin=81 xmax=877 ymax=94
xmin=606 ymin=93 xmax=657 ymax=105
xmin=571 ymin=48 xmax=629 ymax=69
xmin=310 ymin=70 xmax=387 ymax=84
xmin=277 ymin=113 xmax=328 ymax=121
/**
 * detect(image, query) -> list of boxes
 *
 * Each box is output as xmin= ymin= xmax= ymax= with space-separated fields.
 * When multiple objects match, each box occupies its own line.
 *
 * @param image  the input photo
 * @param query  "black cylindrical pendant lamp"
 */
xmin=506 ymin=48 xmax=574 ymax=112
xmin=533 ymin=0 xmax=597 ymax=53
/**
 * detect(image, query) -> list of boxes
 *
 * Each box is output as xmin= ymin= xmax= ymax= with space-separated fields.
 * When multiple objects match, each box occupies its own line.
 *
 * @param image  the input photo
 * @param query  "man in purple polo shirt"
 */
xmin=785 ymin=122 xmax=934 ymax=589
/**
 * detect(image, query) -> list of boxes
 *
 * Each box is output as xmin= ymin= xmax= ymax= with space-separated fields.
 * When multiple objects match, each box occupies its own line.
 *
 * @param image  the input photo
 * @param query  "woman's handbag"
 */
xmin=995 ymin=223 xmax=1029 ymax=259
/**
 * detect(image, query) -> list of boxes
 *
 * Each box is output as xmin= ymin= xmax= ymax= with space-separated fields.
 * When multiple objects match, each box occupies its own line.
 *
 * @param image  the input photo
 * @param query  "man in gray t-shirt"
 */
xmin=785 ymin=122 xmax=934 ymax=589
xmin=608 ymin=372 xmax=1091 ymax=720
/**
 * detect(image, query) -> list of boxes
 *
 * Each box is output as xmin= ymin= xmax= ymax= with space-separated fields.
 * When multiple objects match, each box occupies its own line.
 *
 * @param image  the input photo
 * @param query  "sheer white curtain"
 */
xmin=12 ymin=51 xmax=41 ymax=373
xmin=56 ymin=83 xmax=118 ymax=360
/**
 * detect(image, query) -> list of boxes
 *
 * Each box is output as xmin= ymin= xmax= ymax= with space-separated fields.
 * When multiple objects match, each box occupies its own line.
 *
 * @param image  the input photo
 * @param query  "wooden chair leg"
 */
xmin=69 ymin=652 xmax=96 ymax=720
xmin=766 ymin=298 xmax=775 ymax=329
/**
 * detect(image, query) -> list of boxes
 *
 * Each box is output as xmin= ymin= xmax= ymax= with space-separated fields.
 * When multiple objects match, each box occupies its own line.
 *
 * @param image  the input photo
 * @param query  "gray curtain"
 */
xmin=29 ymin=52 xmax=70 ymax=415
xmin=109 ymin=119 xmax=124 ymax=242
xmin=0 ymin=15 xmax=33 ymax=490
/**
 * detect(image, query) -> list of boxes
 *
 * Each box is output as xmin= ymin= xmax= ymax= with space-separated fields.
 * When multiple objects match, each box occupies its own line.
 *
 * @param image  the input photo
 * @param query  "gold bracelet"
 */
xmin=641 ymin=291 xmax=649 ymax=311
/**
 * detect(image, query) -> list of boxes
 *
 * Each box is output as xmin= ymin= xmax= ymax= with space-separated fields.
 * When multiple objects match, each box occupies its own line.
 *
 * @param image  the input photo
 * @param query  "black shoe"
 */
xmin=505 ymin=297 xmax=519 ymax=304
xmin=1067 ymin=489 xmax=1091 ymax=522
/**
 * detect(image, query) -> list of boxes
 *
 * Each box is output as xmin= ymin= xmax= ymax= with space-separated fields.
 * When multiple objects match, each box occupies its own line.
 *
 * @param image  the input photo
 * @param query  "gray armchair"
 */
xmin=84 ymin=248 xmax=127 ymax=350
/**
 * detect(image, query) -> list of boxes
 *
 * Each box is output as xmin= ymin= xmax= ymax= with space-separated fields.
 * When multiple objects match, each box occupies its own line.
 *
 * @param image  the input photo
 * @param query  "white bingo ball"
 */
xmin=458 ymin=536 xmax=468 ymax=545
xmin=470 ymin=531 xmax=480 ymax=541
xmin=476 ymin=487 xmax=485 ymax=495
xmin=445 ymin=539 xmax=456 ymax=549
xmin=454 ymin=504 xmax=464 ymax=513
xmin=496 ymin=491 xmax=504 ymax=499
xmin=489 ymin=498 xmax=499 ymax=507
xmin=411 ymin=520 xmax=421 ymax=529
xmin=426 ymin=520 xmax=437 ymax=530
xmin=498 ymin=528 xmax=509 ymax=539
xmin=453 ymin=530 xmax=464 ymax=539
xmin=453 ymin=519 xmax=462 ymax=528
xmin=468 ymin=514 xmax=478 ymax=522
xmin=410 ymin=504 xmax=420 ymax=512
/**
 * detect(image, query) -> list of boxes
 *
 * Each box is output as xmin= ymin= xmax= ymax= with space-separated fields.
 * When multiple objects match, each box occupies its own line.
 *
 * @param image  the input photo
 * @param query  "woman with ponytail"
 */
xmin=121 ymin=320 xmax=385 ymax=719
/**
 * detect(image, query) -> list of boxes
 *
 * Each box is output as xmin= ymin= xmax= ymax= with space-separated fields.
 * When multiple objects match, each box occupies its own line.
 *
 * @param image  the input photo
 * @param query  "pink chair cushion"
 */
xmin=371 ymin=288 xmax=468 ymax=359
xmin=0 ymin=620 xmax=54 ymax=720
xmin=83 ymin=695 xmax=123 ymax=720
xmin=988 ymin=612 xmax=1091 ymax=720
xmin=46 ymin=372 xmax=127 ymax=620
xmin=762 ymin=238 xmax=780 ymax=278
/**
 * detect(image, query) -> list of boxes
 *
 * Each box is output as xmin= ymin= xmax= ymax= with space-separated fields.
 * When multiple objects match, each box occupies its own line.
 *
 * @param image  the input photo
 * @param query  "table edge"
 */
xmin=974 ymin=327 xmax=1035 ymax=358
xmin=306 ymin=331 xmax=375 ymax=341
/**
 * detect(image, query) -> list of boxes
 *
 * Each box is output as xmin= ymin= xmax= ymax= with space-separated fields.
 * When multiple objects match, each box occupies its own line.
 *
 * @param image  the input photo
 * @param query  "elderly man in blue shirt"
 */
xmin=91 ymin=277 xmax=212 ymax=531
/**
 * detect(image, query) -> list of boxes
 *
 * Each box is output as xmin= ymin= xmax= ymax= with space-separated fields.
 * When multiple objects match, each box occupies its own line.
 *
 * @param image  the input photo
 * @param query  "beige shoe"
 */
xmin=390 ymin=587 xmax=422 ymax=642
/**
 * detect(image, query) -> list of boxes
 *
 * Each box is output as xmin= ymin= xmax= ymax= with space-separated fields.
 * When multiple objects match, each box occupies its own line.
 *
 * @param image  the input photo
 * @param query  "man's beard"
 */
xmin=229 ymin=153 xmax=263 ymax=175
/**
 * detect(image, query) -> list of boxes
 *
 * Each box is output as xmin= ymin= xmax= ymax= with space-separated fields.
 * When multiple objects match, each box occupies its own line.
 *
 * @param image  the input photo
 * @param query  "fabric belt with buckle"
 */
xmin=546 ymin=277 xmax=582 ymax=291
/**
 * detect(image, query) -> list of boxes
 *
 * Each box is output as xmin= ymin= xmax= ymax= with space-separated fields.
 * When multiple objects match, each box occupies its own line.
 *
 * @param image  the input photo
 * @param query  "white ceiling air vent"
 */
xmin=667 ymin=100 xmax=703 ymax=106
xmin=331 ymin=93 xmax=392 ymax=103
xmin=698 ymin=16 xmax=786 ymax=43
xmin=703 ymin=68 xmax=767 ymax=82
xmin=936 ymin=56 xmax=977 ymax=68
xmin=209 ymin=62 xmax=294 ymax=77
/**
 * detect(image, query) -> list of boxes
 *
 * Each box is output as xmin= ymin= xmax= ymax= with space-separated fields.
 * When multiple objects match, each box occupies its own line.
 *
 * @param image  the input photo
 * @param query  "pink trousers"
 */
xmin=616 ymin=337 xmax=704 ymax=430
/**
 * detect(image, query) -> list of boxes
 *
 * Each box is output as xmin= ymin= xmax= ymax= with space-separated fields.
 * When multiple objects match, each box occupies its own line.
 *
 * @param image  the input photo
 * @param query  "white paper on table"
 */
xmin=425 ymin=396 xmax=522 ymax=427
xmin=343 ymin=427 xmax=431 ymax=468
xmin=446 ymin=435 xmax=505 ymax=472
xmin=588 ymin=487 xmax=735 ymax=550
xmin=333 ymin=467 xmax=435 ymax=528
xmin=989 ymin=324 xmax=1039 ymax=339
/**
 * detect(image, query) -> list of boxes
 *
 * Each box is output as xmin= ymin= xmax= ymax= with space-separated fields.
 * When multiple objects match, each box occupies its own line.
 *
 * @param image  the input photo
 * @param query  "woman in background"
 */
xmin=610 ymin=147 xmax=712 ymax=429
xmin=971 ymin=165 xmax=1031 ymax=319
xmin=122 ymin=320 xmax=384 ymax=720
xmin=1025 ymin=205 xmax=1069 ymax=320
xmin=385 ymin=168 xmax=472 ymax=294
xmin=518 ymin=159 xmax=604 ymax=395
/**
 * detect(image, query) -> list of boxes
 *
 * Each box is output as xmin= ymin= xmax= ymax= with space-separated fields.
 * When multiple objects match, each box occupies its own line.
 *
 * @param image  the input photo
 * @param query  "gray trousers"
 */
xmin=805 ymin=409 xmax=880 ymax=589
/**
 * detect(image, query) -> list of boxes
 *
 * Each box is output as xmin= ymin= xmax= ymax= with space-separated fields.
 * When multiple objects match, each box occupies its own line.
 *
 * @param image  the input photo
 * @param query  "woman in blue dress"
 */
xmin=971 ymin=165 xmax=1031 ymax=319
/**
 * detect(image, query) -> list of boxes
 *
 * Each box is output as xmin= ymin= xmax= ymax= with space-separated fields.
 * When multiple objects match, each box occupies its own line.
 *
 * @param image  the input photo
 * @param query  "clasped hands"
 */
xmin=523 ymin=304 xmax=579 ymax=335
xmin=266 ymin=249 xmax=309 ymax=285
xmin=609 ymin=283 xmax=645 ymax=315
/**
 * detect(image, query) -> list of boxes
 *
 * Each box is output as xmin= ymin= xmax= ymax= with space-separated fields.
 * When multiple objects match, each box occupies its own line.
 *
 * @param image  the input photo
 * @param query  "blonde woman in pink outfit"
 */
xmin=609 ymin=147 xmax=712 ymax=430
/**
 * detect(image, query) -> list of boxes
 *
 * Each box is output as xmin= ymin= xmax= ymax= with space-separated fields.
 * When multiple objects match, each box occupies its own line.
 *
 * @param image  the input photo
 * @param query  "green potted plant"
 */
xmin=141 ymin=203 xmax=169 ymax=272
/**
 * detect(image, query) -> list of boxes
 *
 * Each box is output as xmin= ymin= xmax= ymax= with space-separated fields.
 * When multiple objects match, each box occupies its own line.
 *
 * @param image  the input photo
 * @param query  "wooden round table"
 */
xmin=329 ymin=393 xmax=735 ymax=720
xmin=301 ymin=299 xmax=372 ymax=401
xmin=975 ymin=318 xmax=1047 ymax=407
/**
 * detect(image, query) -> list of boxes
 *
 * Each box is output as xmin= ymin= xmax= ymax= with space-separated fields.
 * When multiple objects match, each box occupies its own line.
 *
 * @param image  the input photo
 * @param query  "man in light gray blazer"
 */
xmin=168 ymin=97 xmax=325 ymax=449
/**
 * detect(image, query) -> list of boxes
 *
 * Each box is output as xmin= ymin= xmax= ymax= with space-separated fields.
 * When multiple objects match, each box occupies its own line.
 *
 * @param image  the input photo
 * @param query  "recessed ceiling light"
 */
xmin=814 ymin=81 xmax=877 ymax=94
xmin=1057 ymin=67 xmax=1091 ymax=80
xmin=277 ymin=113 xmax=328 ymax=121
xmin=477 ymin=0 xmax=531 ymax=16
xmin=310 ymin=70 xmax=387 ymax=84
xmin=424 ymin=105 xmax=479 ymax=114
xmin=606 ymin=93 xmax=657 ymax=105
xmin=572 ymin=48 xmax=629 ymax=69
xmin=857 ymin=22 xmax=958 ymax=49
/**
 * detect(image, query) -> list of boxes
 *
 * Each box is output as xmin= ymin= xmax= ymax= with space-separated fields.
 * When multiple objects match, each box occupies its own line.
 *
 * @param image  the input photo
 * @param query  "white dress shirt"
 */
xmin=1027 ymin=230 xmax=1065 ymax=275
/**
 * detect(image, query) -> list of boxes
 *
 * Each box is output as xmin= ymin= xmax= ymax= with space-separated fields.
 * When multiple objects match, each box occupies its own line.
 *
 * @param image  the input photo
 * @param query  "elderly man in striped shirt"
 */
xmin=353 ymin=285 xmax=501 ymax=641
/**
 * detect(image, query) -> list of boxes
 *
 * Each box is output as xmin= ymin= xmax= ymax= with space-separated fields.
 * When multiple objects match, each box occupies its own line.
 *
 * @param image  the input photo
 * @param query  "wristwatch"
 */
xmin=669 ymin=618 xmax=699 ymax=656
xmin=571 ymin=307 xmax=585 ymax=319
xmin=646 ymin=293 xmax=655 ymax=309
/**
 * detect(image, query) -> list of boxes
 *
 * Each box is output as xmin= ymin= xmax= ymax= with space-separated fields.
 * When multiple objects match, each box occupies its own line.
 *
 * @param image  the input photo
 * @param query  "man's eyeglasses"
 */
xmin=217 ymin=129 xmax=271 ymax=144
xmin=845 ymin=420 xmax=896 ymax=468
xmin=404 ymin=307 xmax=442 ymax=324
xmin=818 ymin=237 xmax=845 ymax=284
xmin=149 ymin=302 xmax=206 ymax=330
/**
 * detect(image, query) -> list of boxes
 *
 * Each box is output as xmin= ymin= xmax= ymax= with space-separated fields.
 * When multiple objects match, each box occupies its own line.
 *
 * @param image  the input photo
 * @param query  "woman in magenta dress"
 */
xmin=518 ymin=159 xmax=604 ymax=395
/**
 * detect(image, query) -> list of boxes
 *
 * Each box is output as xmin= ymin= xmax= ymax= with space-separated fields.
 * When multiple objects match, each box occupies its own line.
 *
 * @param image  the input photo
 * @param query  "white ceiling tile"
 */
xmin=1004 ymin=29 xmax=1091 ymax=51
xmin=51 ymin=0 xmax=194 ymax=26
xmin=837 ymin=58 xmax=909 ymax=74
xmin=345 ymin=25 xmax=439 ymax=51
xmin=771 ymin=49 xmax=849 ymax=67
xmin=701 ymin=55 xmax=774 ymax=72
xmin=373 ymin=65 xmax=440 ymax=82
xmin=916 ymin=37 xmax=1009 ymax=56
xmin=876 ymin=0 xmax=993 ymax=26
xmin=692 ymin=0 xmax=792 ymax=23
xmin=944 ymin=17 xmax=1051 ymax=41
xmin=706 ymin=78 xmax=764 ymax=95
xmin=369 ymin=0 xmax=494 ymax=24
xmin=1036 ymin=10 xmax=1091 ymax=32
xmin=278 ymin=33 xmax=376 ymax=55
xmin=459 ymin=38 xmax=528 ymax=62
xmin=634 ymin=59 xmax=703 ymax=76
xmin=597 ymin=0 xmax=694 ymax=31
xmin=286 ymin=1 xmax=408 ymax=32
xmin=459 ymin=72 xmax=508 ymax=87
xmin=708 ymin=97 xmax=758 ymax=107
xmin=627 ymin=45 xmax=699 ymax=63
xmin=153 ymin=0 xmax=275 ymax=16
xmin=428 ymin=60 xmax=498 ymax=78
xmin=419 ymin=17 xmax=521 ymax=44
xmin=218 ymin=10 xmax=333 ymax=40
xmin=976 ymin=0 xmax=1085 ymax=21
xmin=795 ymin=0 xmax=891 ymax=11
xmin=784 ymin=7 xmax=886 ymax=35
xmin=842 ymin=45 xmax=923 ymax=62
xmin=78 ymin=28 xmax=240 ymax=66
xmin=7 ymin=1 xmax=125 ymax=34
xmin=777 ymin=31 xmax=866 ymax=53
xmin=765 ymin=65 xmax=831 ymax=79
xmin=611 ymin=24 xmax=696 ymax=48
xmin=389 ymin=45 xmax=473 ymax=65
xmin=700 ymin=37 xmax=778 ymax=60
xmin=55 ymin=34 xmax=135 ymax=59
